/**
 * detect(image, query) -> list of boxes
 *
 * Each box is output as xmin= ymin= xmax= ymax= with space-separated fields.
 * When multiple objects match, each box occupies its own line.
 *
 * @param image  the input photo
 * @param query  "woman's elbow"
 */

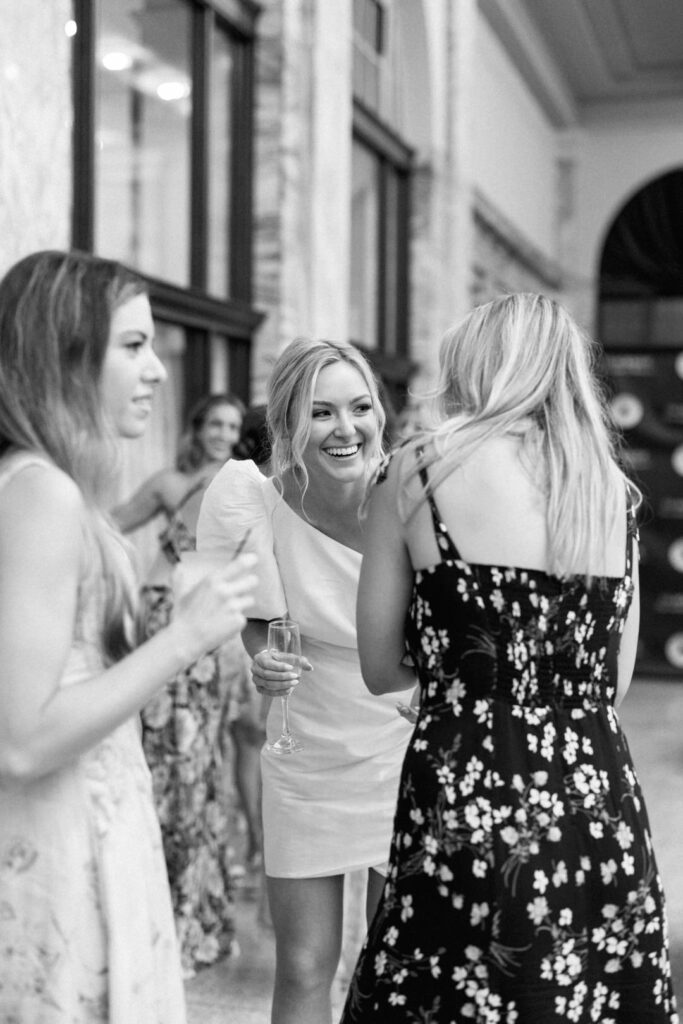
xmin=360 ymin=664 xmax=395 ymax=695
xmin=363 ymin=675 xmax=385 ymax=696
xmin=0 ymin=742 xmax=39 ymax=783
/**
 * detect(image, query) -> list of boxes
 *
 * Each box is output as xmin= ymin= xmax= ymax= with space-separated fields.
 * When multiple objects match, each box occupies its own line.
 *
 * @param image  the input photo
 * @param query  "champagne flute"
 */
xmin=266 ymin=618 xmax=303 ymax=755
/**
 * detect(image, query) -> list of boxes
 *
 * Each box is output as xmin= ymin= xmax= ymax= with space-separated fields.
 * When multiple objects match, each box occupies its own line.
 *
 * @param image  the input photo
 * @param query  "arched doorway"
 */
xmin=599 ymin=168 xmax=683 ymax=677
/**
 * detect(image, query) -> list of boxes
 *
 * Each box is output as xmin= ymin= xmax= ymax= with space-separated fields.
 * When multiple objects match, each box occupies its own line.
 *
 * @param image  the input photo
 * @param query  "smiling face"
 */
xmin=301 ymin=361 xmax=379 ymax=486
xmin=197 ymin=402 xmax=243 ymax=463
xmin=100 ymin=293 xmax=167 ymax=439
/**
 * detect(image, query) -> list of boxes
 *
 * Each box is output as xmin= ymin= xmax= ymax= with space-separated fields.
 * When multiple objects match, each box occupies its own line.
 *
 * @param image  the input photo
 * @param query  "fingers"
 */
xmin=209 ymin=555 xmax=258 ymax=612
xmin=223 ymin=591 xmax=255 ymax=615
xmin=254 ymin=682 xmax=294 ymax=697
xmin=396 ymin=702 xmax=419 ymax=723
xmin=215 ymin=565 xmax=258 ymax=597
xmin=220 ymin=552 xmax=258 ymax=578
xmin=253 ymin=650 xmax=298 ymax=674
xmin=226 ymin=611 xmax=248 ymax=637
xmin=251 ymin=648 xmax=304 ymax=696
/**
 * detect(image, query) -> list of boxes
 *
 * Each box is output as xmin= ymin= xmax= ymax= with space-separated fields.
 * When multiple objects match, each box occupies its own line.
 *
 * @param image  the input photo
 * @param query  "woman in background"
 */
xmin=0 ymin=249 xmax=255 ymax=1022
xmin=340 ymin=292 xmax=678 ymax=1023
xmin=113 ymin=393 xmax=255 ymax=975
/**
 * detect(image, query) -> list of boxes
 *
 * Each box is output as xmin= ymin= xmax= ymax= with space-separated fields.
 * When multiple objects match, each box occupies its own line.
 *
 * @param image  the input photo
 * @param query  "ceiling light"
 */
xmin=156 ymin=81 xmax=191 ymax=101
xmin=102 ymin=51 xmax=134 ymax=71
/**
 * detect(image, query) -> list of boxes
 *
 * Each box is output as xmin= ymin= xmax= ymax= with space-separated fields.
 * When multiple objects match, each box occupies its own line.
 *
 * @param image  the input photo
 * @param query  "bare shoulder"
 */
xmin=0 ymin=458 xmax=85 ymax=560
xmin=0 ymin=458 xmax=83 ymax=517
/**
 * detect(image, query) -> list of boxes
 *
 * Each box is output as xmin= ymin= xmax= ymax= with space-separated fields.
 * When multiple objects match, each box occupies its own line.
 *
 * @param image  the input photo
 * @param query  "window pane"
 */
xmin=350 ymin=141 xmax=379 ymax=349
xmin=207 ymin=26 xmax=234 ymax=298
xmin=94 ymin=0 xmax=191 ymax=286
xmin=211 ymin=334 xmax=250 ymax=402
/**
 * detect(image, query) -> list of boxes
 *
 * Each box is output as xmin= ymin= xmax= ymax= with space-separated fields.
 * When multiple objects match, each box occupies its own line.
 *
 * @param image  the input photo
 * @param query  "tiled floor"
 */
xmin=186 ymin=677 xmax=683 ymax=1023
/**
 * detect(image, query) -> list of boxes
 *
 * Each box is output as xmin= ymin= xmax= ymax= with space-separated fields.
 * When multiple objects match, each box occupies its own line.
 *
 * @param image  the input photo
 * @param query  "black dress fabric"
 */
xmin=341 ymin=465 xmax=678 ymax=1024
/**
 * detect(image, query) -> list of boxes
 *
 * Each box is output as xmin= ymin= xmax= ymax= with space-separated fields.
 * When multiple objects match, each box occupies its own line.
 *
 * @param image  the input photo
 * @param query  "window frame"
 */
xmin=350 ymin=99 xmax=413 ymax=376
xmin=71 ymin=0 xmax=263 ymax=408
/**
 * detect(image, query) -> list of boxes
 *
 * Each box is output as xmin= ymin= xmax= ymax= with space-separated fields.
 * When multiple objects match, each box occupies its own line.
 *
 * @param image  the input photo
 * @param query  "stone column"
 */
xmin=252 ymin=0 xmax=353 ymax=398
xmin=308 ymin=2 xmax=353 ymax=341
xmin=409 ymin=0 xmax=478 ymax=403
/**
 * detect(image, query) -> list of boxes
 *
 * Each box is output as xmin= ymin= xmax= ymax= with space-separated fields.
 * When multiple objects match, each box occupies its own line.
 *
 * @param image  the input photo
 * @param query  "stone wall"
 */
xmin=0 ymin=0 xmax=72 ymax=275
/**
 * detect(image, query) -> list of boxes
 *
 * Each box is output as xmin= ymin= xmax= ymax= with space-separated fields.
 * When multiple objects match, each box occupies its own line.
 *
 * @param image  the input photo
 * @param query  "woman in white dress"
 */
xmin=0 ymin=249 xmax=256 ymax=1023
xmin=197 ymin=338 xmax=413 ymax=1024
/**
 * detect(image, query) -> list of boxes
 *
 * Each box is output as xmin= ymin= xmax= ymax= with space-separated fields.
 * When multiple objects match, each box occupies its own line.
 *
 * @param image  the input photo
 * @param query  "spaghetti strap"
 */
xmin=416 ymin=447 xmax=462 ymax=563
xmin=158 ymin=477 xmax=209 ymax=565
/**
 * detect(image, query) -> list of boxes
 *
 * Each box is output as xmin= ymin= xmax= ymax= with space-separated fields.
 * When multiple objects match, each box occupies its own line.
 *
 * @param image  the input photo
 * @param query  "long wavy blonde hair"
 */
xmin=402 ymin=293 xmax=638 ymax=579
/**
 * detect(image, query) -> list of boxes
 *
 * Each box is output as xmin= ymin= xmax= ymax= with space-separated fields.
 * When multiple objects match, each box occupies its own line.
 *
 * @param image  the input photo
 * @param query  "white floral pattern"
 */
xmin=0 ymin=451 xmax=186 ymax=1023
xmin=341 ymin=467 xmax=678 ymax=1024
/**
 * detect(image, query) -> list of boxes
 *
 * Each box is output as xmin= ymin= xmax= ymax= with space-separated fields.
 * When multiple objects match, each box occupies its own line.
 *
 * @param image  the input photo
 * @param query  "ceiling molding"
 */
xmin=519 ymin=0 xmax=683 ymax=108
xmin=478 ymin=0 xmax=578 ymax=127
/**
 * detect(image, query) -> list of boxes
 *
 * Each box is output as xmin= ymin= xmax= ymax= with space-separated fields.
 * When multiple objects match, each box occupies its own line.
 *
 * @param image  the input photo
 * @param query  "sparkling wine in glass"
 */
xmin=266 ymin=618 xmax=303 ymax=755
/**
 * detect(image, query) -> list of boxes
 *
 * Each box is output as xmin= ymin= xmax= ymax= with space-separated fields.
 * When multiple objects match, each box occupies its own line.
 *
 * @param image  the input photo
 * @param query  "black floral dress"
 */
xmin=341 ymin=473 xmax=678 ymax=1024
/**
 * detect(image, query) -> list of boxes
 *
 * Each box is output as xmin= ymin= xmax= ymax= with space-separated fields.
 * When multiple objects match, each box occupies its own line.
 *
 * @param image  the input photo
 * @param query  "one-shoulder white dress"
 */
xmin=197 ymin=459 xmax=412 ymax=878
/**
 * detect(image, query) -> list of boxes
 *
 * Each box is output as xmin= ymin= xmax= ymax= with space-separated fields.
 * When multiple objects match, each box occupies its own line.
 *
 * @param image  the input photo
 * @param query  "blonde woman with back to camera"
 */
xmin=0 ymin=250 xmax=256 ymax=1023
xmin=340 ymin=293 xmax=678 ymax=1023
xmin=197 ymin=338 xmax=414 ymax=1024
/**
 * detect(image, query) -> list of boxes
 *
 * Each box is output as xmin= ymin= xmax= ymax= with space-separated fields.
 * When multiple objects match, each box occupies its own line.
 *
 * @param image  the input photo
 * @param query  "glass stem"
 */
xmin=280 ymin=694 xmax=292 ymax=739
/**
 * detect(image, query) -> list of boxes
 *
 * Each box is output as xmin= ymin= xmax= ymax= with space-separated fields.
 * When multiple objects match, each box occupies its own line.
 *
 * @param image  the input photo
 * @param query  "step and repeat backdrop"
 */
xmin=605 ymin=347 xmax=683 ymax=677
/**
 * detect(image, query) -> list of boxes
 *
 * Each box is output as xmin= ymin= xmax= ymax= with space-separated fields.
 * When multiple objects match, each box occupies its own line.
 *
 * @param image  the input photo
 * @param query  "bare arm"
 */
xmin=0 ymin=463 xmax=257 ymax=781
xmin=357 ymin=459 xmax=416 ymax=695
xmin=615 ymin=535 xmax=640 ymax=708
xmin=242 ymin=619 xmax=269 ymax=659
xmin=111 ymin=468 xmax=175 ymax=533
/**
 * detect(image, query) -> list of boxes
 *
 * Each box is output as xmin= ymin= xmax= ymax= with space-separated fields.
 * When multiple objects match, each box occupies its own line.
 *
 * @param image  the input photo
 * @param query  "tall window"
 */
xmin=353 ymin=0 xmax=385 ymax=111
xmin=71 ymin=0 xmax=260 ymax=413
xmin=351 ymin=0 xmax=412 ymax=413
xmin=350 ymin=129 xmax=409 ymax=358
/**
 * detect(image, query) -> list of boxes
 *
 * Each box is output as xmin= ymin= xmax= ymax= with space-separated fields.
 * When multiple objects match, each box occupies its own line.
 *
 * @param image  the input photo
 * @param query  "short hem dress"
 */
xmin=197 ymin=459 xmax=413 ymax=880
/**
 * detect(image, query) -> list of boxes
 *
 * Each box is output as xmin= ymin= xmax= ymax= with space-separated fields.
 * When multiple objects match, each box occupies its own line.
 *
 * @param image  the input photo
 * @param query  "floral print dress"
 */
xmin=0 ymin=453 xmax=186 ymax=1024
xmin=341 ymin=472 xmax=678 ymax=1024
xmin=139 ymin=486 xmax=248 ymax=976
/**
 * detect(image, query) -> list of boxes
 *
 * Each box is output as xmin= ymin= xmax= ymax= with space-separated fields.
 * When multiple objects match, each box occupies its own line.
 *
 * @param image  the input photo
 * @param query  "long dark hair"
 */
xmin=0 ymin=249 xmax=146 ymax=502
xmin=0 ymin=249 xmax=148 ymax=662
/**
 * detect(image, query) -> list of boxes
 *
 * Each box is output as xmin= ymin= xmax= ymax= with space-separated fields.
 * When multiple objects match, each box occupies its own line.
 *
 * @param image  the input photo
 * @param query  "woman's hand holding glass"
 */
xmin=251 ymin=647 xmax=312 ymax=697
xmin=252 ymin=620 xmax=313 ymax=755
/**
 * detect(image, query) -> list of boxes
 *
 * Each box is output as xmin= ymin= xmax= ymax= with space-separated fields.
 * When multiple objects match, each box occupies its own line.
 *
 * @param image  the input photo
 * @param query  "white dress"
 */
xmin=0 ymin=453 xmax=186 ymax=1024
xmin=197 ymin=459 xmax=412 ymax=878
